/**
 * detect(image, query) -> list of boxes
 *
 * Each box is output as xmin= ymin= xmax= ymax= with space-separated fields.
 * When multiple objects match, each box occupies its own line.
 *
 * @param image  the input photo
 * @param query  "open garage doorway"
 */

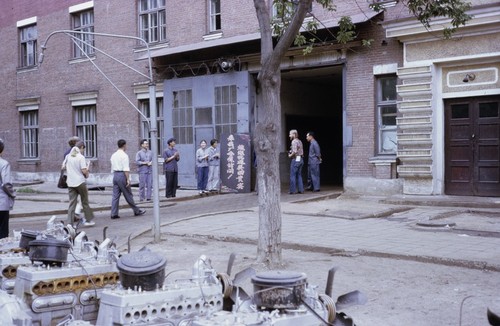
xmin=282 ymin=65 xmax=344 ymax=187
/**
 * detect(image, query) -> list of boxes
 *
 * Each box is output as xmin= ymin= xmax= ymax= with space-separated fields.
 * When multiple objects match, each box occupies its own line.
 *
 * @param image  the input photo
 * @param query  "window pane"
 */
xmin=451 ymin=104 xmax=469 ymax=119
xmin=381 ymin=105 xmax=397 ymax=126
xmin=171 ymin=90 xmax=193 ymax=144
xmin=380 ymin=77 xmax=397 ymax=101
xmin=479 ymin=102 xmax=498 ymax=118
xmin=195 ymin=107 xmax=213 ymax=125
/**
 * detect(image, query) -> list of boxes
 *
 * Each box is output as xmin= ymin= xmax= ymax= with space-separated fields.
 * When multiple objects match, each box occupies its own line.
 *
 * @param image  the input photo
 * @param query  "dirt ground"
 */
xmin=144 ymin=235 xmax=500 ymax=326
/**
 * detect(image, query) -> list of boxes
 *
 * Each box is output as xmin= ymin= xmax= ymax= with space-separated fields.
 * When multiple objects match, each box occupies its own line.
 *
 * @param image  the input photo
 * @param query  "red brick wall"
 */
xmin=344 ymin=17 xmax=403 ymax=177
xmin=0 ymin=0 xmax=147 ymax=174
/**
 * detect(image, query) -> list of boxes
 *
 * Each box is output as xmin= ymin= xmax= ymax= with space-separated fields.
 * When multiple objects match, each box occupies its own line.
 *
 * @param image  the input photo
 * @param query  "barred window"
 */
xmin=172 ymin=90 xmax=193 ymax=144
xmin=19 ymin=25 xmax=37 ymax=67
xmin=75 ymin=105 xmax=97 ymax=158
xmin=139 ymin=0 xmax=167 ymax=43
xmin=21 ymin=110 xmax=39 ymax=158
xmin=72 ymin=10 xmax=94 ymax=58
xmin=215 ymin=85 xmax=237 ymax=137
xmin=140 ymin=98 xmax=164 ymax=153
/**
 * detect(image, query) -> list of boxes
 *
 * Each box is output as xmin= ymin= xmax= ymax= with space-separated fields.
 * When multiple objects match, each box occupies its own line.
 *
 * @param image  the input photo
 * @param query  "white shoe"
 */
xmin=82 ymin=220 xmax=96 ymax=227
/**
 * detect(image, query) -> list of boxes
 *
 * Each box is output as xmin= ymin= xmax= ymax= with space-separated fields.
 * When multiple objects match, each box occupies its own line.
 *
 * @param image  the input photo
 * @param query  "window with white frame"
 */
xmin=21 ymin=110 xmax=39 ymax=158
xmin=19 ymin=24 xmax=37 ymax=67
xmin=72 ymin=10 xmax=94 ymax=58
xmin=140 ymin=98 xmax=164 ymax=152
xmin=215 ymin=85 xmax=237 ymax=137
xmin=172 ymin=90 xmax=193 ymax=144
xmin=209 ymin=0 xmax=221 ymax=32
xmin=75 ymin=105 xmax=97 ymax=158
xmin=139 ymin=0 xmax=167 ymax=44
xmin=376 ymin=76 xmax=397 ymax=154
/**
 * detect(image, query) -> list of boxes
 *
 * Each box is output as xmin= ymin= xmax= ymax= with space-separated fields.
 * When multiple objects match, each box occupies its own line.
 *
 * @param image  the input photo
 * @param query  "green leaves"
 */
xmin=405 ymin=0 xmax=472 ymax=38
xmin=336 ymin=16 xmax=356 ymax=45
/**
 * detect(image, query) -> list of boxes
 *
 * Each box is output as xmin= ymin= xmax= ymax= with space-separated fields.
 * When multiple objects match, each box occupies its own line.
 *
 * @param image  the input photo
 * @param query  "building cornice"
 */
xmin=383 ymin=4 xmax=500 ymax=42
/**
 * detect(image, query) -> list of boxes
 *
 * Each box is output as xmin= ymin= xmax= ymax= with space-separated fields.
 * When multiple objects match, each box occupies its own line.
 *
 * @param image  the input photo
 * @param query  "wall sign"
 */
xmin=220 ymin=133 xmax=251 ymax=193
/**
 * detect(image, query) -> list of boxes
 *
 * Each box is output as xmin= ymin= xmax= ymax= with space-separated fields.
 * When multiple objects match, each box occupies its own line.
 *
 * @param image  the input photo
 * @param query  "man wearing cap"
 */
xmin=163 ymin=138 xmax=180 ymax=198
xmin=110 ymin=139 xmax=146 ymax=219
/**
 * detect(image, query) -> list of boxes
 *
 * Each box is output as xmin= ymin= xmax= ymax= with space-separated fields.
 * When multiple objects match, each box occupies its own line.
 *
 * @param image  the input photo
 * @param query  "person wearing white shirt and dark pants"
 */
xmin=110 ymin=139 xmax=146 ymax=219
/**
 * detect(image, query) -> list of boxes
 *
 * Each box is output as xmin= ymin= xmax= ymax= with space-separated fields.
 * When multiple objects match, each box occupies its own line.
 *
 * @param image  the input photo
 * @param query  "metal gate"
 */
xmin=163 ymin=72 xmax=251 ymax=187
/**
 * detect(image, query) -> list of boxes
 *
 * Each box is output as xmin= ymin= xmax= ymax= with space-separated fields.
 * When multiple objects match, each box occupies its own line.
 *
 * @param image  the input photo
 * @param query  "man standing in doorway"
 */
xmin=110 ymin=139 xmax=146 ymax=219
xmin=288 ymin=129 xmax=304 ymax=194
xmin=163 ymin=138 xmax=180 ymax=198
xmin=135 ymin=139 xmax=153 ymax=202
xmin=306 ymin=131 xmax=322 ymax=192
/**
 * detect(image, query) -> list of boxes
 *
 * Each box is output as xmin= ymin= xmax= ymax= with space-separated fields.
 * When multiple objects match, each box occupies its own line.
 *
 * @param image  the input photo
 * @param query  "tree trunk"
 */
xmin=252 ymin=0 xmax=312 ymax=268
xmin=255 ymin=73 xmax=283 ymax=267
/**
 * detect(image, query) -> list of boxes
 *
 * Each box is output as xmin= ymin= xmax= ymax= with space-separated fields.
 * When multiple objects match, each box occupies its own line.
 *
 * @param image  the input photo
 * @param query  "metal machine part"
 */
xmin=251 ymin=270 xmax=307 ymax=309
xmin=14 ymin=259 xmax=119 ymax=325
xmin=29 ymin=239 xmax=72 ymax=266
xmin=97 ymin=255 xmax=224 ymax=325
xmin=116 ymin=250 xmax=167 ymax=291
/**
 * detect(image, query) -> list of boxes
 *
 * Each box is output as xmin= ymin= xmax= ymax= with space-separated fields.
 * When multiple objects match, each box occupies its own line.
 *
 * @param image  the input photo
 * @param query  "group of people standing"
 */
xmin=288 ymin=130 xmax=321 ymax=194
xmin=195 ymin=139 xmax=221 ymax=195
xmin=149 ymin=137 xmax=221 ymax=198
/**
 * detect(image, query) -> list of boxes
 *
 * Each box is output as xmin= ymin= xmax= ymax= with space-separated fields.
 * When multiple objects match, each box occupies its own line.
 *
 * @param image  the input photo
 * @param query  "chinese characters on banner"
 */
xmin=220 ymin=133 xmax=251 ymax=193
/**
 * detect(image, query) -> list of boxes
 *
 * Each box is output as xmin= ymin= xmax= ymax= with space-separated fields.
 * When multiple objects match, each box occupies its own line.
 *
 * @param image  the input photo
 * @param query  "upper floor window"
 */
xmin=19 ymin=25 xmax=37 ymax=68
xmin=376 ymin=76 xmax=398 ymax=155
xmin=21 ymin=110 xmax=39 ymax=158
xmin=139 ymin=0 xmax=167 ymax=44
xmin=209 ymin=0 xmax=221 ymax=32
xmin=72 ymin=10 xmax=94 ymax=58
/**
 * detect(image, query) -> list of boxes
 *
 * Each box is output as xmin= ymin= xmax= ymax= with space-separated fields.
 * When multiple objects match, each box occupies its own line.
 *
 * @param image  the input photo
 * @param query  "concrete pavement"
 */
xmin=8 ymin=180 xmax=500 ymax=271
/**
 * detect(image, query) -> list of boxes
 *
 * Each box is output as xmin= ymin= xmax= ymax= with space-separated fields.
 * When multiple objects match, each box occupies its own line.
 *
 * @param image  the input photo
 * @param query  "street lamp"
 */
xmin=39 ymin=30 xmax=162 ymax=242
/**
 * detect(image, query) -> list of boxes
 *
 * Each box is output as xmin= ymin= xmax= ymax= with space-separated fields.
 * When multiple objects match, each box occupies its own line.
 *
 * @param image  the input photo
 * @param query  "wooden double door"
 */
xmin=445 ymin=96 xmax=500 ymax=196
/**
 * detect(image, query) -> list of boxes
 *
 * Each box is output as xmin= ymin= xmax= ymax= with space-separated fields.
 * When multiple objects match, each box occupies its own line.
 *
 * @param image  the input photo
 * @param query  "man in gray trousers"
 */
xmin=306 ymin=131 xmax=322 ymax=192
xmin=110 ymin=139 xmax=146 ymax=219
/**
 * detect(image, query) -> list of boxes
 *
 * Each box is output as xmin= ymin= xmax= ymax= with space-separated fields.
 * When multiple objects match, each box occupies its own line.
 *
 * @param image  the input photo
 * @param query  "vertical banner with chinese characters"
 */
xmin=220 ymin=133 xmax=251 ymax=193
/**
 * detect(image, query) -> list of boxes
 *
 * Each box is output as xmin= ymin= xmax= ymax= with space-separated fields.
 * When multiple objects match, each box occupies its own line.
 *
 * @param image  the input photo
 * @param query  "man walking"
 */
xmin=110 ymin=139 xmax=146 ymax=219
xmin=288 ymin=129 xmax=304 ymax=194
xmin=135 ymin=139 xmax=153 ymax=201
xmin=163 ymin=138 xmax=180 ymax=198
xmin=207 ymin=139 xmax=221 ymax=192
xmin=65 ymin=141 xmax=95 ymax=227
xmin=306 ymin=131 xmax=322 ymax=192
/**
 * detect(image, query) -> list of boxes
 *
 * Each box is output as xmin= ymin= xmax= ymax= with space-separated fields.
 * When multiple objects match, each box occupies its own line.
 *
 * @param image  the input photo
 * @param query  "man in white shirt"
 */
xmin=110 ymin=139 xmax=146 ymax=219
xmin=65 ymin=141 xmax=95 ymax=226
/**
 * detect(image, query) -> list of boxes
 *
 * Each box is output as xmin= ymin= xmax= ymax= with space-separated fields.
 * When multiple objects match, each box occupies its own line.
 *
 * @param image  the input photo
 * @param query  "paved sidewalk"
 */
xmin=8 ymin=181 xmax=500 ymax=271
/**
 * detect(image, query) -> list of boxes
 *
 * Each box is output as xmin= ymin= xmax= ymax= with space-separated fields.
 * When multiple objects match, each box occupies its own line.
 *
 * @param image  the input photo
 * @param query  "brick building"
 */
xmin=0 ymin=0 xmax=498 ymax=196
